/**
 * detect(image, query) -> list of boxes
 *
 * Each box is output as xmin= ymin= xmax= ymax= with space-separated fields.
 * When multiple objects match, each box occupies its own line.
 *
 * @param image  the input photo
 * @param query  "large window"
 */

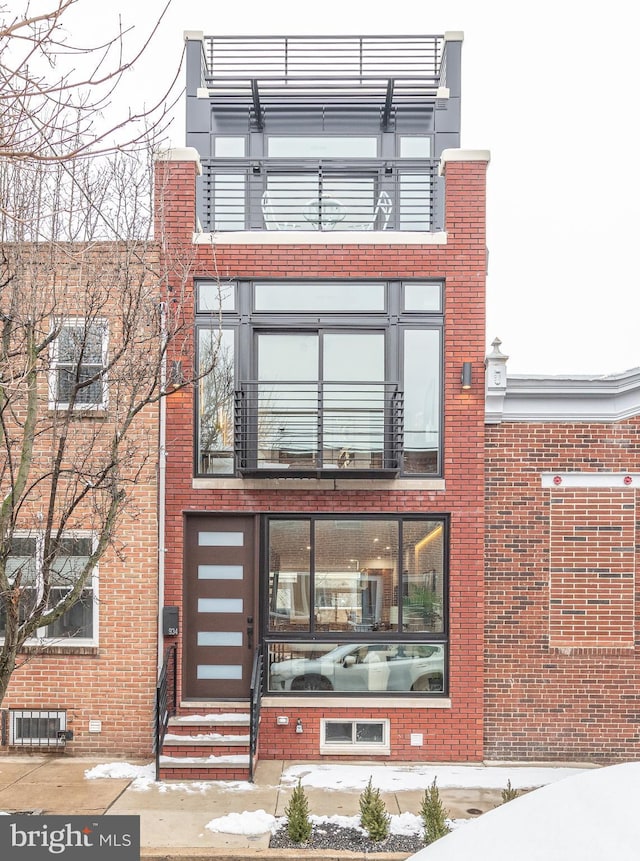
xmin=266 ymin=515 xmax=447 ymax=695
xmin=0 ymin=534 xmax=97 ymax=644
xmin=195 ymin=280 xmax=443 ymax=477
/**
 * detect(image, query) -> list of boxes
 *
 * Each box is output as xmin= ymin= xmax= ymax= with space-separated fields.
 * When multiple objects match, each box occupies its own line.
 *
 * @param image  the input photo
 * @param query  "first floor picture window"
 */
xmin=266 ymin=515 xmax=447 ymax=695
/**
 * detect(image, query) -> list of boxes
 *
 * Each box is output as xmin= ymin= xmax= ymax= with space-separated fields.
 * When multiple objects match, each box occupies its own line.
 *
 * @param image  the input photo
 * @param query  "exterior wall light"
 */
xmin=296 ymin=718 xmax=304 ymax=734
xmin=461 ymin=361 xmax=472 ymax=389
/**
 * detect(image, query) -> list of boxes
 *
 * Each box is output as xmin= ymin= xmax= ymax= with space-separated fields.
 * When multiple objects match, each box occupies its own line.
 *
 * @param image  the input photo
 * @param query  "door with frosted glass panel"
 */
xmin=184 ymin=515 xmax=255 ymax=699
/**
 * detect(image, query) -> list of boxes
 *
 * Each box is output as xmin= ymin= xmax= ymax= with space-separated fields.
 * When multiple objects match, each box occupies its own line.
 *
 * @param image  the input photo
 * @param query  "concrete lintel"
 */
xmin=439 ymin=148 xmax=491 ymax=175
xmin=193 ymin=230 xmax=448 ymax=246
xmin=155 ymin=147 xmax=202 ymax=175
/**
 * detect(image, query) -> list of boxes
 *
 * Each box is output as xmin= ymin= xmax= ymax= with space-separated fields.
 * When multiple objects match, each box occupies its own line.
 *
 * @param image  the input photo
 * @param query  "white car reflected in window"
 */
xmin=268 ymin=642 xmax=444 ymax=693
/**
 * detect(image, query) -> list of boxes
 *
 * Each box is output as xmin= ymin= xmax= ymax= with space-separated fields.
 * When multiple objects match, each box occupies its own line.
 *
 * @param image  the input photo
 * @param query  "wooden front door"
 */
xmin=184 ymin=515 xmax=255 ymax=699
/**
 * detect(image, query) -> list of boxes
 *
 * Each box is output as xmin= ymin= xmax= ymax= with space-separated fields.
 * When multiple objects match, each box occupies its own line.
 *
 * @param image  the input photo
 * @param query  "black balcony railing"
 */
xmin=200 ymin=158 xmax=439 ymax=233
xmin=235 ymin=380 xmax=403 ymax=477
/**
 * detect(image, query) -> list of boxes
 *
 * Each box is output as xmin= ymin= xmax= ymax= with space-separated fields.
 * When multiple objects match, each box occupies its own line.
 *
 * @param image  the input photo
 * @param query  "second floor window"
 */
xmin=196 ymin=280 xmax=443 ymax=478
xmin=49 ymin=319 xmax=107 ymax=410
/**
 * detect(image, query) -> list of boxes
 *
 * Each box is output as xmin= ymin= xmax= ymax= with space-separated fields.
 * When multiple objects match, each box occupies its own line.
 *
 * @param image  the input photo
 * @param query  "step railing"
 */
xmin=154 ymin=644 xmax=177 ymax=780
xmin=248 ymin=645 xmax=264 ymax=782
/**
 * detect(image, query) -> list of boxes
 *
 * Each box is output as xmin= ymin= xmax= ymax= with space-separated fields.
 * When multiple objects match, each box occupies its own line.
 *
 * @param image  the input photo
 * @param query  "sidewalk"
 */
xmin=0 ymin=755 xmax=579 ymax=860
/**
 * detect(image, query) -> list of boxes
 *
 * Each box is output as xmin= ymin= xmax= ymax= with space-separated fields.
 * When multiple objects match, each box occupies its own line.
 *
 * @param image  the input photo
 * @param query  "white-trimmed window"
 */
xmin=0 ymin=533 xmax=98 ymax=645
xmin=9 ymin=709 xmax=66 ymax=746
xmin=320 ymin=718 xmax=390 ymax=755
xmin=49 ymin=318 xmax=108 ymax=409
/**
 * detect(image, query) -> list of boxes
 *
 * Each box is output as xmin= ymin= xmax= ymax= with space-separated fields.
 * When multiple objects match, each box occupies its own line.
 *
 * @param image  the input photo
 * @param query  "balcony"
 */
xmin=201 ymin=158 xmax=438 ymax=233
xmin=234 ymin=381 xmax=403 ymax=477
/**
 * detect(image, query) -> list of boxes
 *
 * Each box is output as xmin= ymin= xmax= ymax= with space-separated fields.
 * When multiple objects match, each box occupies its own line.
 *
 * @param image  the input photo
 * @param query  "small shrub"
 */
xmin=501 ymin=779 xmax=520 ymax=804
xmin=285 ymin=779 xmax=312 ymax=843
xmin=359 ymin=776 xmax=390 ymax=842
xmin=420 ymin=778 xmax=451 ymax=844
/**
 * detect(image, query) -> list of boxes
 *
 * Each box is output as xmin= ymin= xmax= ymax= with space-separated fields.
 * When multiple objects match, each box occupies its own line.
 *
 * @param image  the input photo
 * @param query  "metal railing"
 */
xmin=154 ymin=644 xmax=177 ymax=780
xmin=235 ymin=380 xmax=403 ymax=476
xmin=200 ymin=35 xmax=445 ymax=107
xmin=200 ymin=158 xmax=439 ymax=233
xmin=248 ymin=645 xmax=264 ymax=783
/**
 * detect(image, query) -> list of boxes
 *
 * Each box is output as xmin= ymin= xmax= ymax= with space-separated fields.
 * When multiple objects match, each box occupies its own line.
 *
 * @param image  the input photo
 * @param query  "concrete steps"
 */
xmin=159 ymin=702 xmax=253 ymax=781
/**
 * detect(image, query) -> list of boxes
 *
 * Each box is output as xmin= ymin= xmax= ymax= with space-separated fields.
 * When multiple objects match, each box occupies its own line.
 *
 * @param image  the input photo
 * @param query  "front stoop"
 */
xmin=159 ymin=701 xmax=253 ymax=781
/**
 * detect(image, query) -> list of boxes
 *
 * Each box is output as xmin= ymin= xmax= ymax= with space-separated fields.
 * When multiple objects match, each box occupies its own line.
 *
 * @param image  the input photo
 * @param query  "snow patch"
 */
xmin=205 ymin=810 xmax=280 ymax=836
xmin=84 ymin=762 xmax=155 ymax=781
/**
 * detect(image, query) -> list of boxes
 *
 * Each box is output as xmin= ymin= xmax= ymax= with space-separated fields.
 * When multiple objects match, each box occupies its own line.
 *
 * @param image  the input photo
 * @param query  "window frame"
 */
xmin=48 ymin=317 xmax=109 ymax=411
xmin=263 ymin=513 xmax=449 ymax=697
xmin=0 ymin=531 xmax=99 ymax=647
xmin=194 ymin=278 xmax=444 ymax=478
xmin=320 ymin=718 xmax=390 ymax=755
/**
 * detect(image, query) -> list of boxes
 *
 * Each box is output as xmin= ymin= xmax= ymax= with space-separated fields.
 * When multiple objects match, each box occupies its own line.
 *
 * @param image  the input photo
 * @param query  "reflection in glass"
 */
xmin=315 ymin=520 xmax=397 ymax=632
xmin=197 ymin=282 xmax=235 ymax=312
xmin=399 ymin=173 xmax=431 ymax=230
xmin=268 ymin=641 xmax=445 ymax=693
xmin=198 ymin=329 xmax=235 ymax=474
xmin=264 ymin=174 xmax=376 ymax=231
xmin=403 ymin=282 xmax=441 ymax=312
xmin=213 ymin=174 xmax=245 ymax=230
xmin=399 ymin=136 xmax=432 ymax=158
xmin=268 ymin=521 xmax=310 ymax=632
xmin=267 ymin=137 xmax=378 ymax=158
xmin=403 ymin=329 xmax=440 ymax=474
xmin=254 ymin=282 xmax=384 ymax=312
xmin=402 ymin=521 xmax=444 ymax=633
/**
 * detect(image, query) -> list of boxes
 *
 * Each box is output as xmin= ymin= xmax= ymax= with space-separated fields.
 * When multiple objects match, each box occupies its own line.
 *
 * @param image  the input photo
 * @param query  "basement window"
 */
xmin=320 ymin=718 xmax=390 ymax=755
xmin=9 ymin=710 xmax=66 ymax=747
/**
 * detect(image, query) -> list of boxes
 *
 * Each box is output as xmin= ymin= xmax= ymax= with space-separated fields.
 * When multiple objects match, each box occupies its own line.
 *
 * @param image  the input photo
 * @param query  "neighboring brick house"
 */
xmin=155 ymin=32 xmax=489 ymax=779
xmin=485 ymin=342 xmax=640 ymax=762
xmin=0 ymin=244 xmax=160 ymax=757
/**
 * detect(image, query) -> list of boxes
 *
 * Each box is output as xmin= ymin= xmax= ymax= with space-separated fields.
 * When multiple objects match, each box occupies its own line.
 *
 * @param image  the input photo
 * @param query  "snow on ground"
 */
xmin=407 ymin=762 xmax=640 ymax=861
xmin=281 ymin=762 xmax=589 ymax=791
xmin=205 ymin=809 xmax=282 ymax=836
xmin=84 ymin=761 xmax=156 ymax=781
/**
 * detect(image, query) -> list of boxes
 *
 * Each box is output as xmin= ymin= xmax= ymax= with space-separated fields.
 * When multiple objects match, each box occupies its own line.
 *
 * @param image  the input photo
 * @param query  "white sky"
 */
xmin=61 ymin=0 xmax=639 ymax=375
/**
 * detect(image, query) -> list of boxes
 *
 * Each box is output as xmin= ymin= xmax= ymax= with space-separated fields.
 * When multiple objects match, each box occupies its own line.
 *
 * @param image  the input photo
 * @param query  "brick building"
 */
xmin=0 ymin=243 xmax=161 ymax=756
xmin=485 ymin=342 xmax=640 ymax=762
xmin=156 ymin=32 xmax=488 ymax=779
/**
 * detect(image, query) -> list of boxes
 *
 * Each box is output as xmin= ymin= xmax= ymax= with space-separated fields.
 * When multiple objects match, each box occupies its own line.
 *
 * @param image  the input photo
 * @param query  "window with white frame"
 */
xmin=50 ymin=319 xmax=108 ymax=409
xmin=0 ymin=534 xmax=97 ymax=644
xmin=9 ymin=709 xmax=66 ymax=746
xmin=320 ymin=718 xmax=390 ymax=754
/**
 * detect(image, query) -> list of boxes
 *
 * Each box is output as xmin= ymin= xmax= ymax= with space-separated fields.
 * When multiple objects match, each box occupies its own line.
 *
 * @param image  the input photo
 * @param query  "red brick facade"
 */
xmin=485 ymin=419 xmax=640 ymax=762
xmin=159 ymin=152 xmax=489 ymax=762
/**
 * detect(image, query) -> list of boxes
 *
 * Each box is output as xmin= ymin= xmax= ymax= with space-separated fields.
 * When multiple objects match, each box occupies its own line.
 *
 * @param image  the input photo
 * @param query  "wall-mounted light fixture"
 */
xmin=295 ymin=718 xmax=304 ymax=734
xmin=461 ymin=362 xmax=472 ymax=390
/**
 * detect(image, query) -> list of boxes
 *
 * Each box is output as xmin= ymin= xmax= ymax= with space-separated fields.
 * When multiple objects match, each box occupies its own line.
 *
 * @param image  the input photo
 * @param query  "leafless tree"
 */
xmin=0 ymin=0 xmax=180 ymax=163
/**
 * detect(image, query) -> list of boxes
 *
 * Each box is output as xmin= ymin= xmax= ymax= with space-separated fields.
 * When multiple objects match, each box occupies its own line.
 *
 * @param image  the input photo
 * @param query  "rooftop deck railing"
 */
xmin=200 ymin=158 xmax=440 ymax=233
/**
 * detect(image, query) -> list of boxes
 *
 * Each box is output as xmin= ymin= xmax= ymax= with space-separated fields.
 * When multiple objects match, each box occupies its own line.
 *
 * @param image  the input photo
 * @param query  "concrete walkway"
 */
xmin=0 ymin=755 xmax=507 ymax=860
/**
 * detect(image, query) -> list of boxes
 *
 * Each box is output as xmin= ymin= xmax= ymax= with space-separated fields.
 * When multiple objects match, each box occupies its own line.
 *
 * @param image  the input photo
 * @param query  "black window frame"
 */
xmin=261 ymin=513 xmax=449 ymax=697
xmin=194 ymin=278 xmax=444 ymax=478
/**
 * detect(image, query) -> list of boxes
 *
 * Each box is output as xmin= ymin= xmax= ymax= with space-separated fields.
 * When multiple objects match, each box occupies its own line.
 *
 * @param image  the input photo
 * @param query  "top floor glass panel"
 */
xmin=267 ymin=137 xmax=378 ymax=158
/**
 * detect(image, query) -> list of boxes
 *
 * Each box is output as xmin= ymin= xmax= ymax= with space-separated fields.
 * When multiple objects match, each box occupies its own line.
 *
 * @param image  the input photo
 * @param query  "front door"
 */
xmin=184 ymin=515 xmax=255 ymax=699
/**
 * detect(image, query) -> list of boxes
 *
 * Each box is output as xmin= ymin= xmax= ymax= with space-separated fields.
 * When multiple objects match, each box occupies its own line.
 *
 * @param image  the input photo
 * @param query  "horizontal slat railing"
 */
xmin=201 ymin=158 xmax=438 ymax=233
xmin=235 ymin=380 xmax=403 ymax=476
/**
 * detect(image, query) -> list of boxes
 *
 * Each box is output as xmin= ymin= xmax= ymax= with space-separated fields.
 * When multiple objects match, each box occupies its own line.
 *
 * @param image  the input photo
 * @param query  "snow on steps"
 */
xmin=159 ymin=702 xmax=253 ymax=781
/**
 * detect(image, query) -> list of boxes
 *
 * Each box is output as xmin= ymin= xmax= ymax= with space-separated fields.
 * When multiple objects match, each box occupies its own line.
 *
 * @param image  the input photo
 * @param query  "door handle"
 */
xmin=247 ymin=626 xmax=254 ymax=650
